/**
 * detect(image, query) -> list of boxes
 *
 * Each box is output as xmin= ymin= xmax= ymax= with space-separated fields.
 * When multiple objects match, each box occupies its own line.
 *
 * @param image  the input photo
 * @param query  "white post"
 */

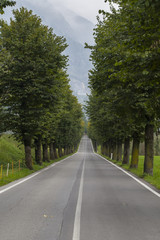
xmin=111 ymin=153 xmax=113 ymax=160
xmin=6 ymin=163 xmax=9 ymax=177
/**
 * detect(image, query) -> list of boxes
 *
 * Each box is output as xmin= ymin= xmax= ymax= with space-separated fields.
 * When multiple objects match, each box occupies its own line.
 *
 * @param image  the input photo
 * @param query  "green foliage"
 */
xmin=0 ymin=0 xmax=16 ymax=14
xmin=86 ymin=0 xmax=160 ymax=175
xmin=0 ymin=134 xmax=75 ymax=186
xmin=0 ymin=7 xmax=83 ymax=169
xmin=56 ymin=87 xmax=83 ymax=149
xmin=0 ymin=8 xmax=68 ymax=145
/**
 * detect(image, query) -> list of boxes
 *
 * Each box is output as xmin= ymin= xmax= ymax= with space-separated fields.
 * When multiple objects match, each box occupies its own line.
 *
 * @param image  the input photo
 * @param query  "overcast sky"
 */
xmin=2 ymin=0 xmax=110 ymax=24
xmin=1 ymin=0 xmax=111 ymax=97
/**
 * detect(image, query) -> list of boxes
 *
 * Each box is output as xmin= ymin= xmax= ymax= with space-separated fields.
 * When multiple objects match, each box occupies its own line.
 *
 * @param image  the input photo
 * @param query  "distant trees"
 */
xmin=86 ymin=0 xmax=160 ymax=175
xmin=0 ymin=8 xmax=83 ymax=169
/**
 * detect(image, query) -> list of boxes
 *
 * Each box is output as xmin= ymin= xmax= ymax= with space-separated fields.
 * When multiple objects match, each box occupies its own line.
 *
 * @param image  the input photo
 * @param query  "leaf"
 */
xmin=142 ymin=70 xmax=149 ymax=75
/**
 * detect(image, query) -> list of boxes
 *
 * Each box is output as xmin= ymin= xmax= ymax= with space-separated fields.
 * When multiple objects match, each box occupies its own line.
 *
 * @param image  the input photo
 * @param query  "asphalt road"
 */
xmin=0 ymin=135 xmax=160 ymax=240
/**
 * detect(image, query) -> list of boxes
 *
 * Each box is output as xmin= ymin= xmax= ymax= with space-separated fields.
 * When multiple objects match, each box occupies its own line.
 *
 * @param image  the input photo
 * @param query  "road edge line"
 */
xmin=90 ymin=139 xmax=160 ymax=198
xmin=0 ymin=153 xmax=77 ymax=195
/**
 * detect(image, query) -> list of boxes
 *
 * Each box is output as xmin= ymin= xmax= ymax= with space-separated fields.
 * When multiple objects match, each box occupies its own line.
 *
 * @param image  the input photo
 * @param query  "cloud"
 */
xmin=49 ymin=0 xmax=110 ymax=23
xmin=2 ymin=0 xmax=110 ymax=23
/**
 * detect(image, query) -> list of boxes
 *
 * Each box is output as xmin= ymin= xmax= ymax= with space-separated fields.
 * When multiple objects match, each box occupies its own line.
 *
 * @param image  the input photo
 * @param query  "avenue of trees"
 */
xmin=86 ymin=0 xmax=160 ymax=175
xmin=0 ymin=7 xmax=83 ymax=169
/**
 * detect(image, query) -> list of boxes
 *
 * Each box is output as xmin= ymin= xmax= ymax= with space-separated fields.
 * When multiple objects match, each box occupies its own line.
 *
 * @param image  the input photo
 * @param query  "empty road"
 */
xmin=0 ymin=135 xmax=160 ymax=240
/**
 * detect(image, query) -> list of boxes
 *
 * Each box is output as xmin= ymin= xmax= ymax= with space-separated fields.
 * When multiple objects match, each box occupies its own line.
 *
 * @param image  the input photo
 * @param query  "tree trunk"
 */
xmin=144 ymin=124 xmax=154 ymax=175
xmin=103 ymin=143 xmax=107 ymax=155
xmin=109 ymin=140 xmax=113 ymax=158
xmin=24 ymin=138 xmax=33 ymax=170
xmin=35 ymin=137 xmax=42 ymax=165
xmin=43 ymin=143 xmax=49 ymax=162
xmin=74 ymin=145 xmax=77 ymax=152
xmin=112 ymin=142 xmax=117 ymax=160
xmin=64 ymin=147 xmax=67 ymax=155
xmin=92 ymin=140 xmax=97 ymax=152
xmin=104 ymin=142 xmax=109 ymax=156
xmin=130 ymin=135 xmax=140 ymax=169
xmin=101 ymin=143 xmax=104 ymax=155
xmin=58 ymin=147 xmax=62 ymax=158
xmin=122 ymin=137 xmax=130 ymax=165
xmin=117 ymin=141 xmax=122 ymax=162
xmin=106 ymin=143 xmax=110 ymax=157
xmin=155 ymin=134 xmax=159 ymax=156
xmin=53 ymin=143 xmax=58 ymax=159
xmin=49 ymin=142 xmax=55 ymax=160
xmin=70 ymin=147 xmax=74 ymax=153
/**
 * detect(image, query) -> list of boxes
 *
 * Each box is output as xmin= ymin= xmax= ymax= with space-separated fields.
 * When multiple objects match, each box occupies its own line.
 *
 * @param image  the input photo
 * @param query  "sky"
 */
xmin=1 ymin=0 xmax=111 ymax=99
xmin=2 ymin=0 xmax=110 ymax=24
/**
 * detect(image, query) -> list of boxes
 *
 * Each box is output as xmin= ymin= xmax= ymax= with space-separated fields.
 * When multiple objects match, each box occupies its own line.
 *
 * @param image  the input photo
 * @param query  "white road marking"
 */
xmin=72 ymin=158 xmax=85 ymax=240
xmin=0 ymin=153 xmax=77 ymax=195
xmin=90 ymin=137 xmax=160 ymax=198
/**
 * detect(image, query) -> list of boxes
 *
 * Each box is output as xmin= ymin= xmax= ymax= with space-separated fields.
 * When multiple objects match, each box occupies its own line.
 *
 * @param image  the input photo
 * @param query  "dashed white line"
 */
xmin=72 ymin=158 xmax=85 ymax=240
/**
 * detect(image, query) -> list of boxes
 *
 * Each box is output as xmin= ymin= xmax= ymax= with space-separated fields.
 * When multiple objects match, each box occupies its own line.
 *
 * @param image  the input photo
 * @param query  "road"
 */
xmin=0 ymin=135 xmax=160 ymax=240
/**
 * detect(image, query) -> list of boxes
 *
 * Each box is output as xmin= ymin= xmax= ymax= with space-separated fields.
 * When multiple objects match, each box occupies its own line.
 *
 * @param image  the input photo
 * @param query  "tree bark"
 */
xmin=117 ymin=141 xmax=122 ymax=162
xmin=109 ymin=140 xmax=113 ymax=158
xmin=35 ymin=137 xmax=42 ymax=165
xmin=112 ymin=142 xmax=117 ymax=160
xmin=144 ymin=124 xmax=154 ymax=175
xmin=130 ymin=135 xmax=140 ymax=168
xmin=101 ymin=143 xmax=104 ymax=155
xmin=43 ymin=143 xmax=49 ymax=162
xmin=64 ymin=147 xmax=67 ymax=155
xmin=53 ymin=143 xmax=58 ymax=159
xmin=104 ymin=142 xmax=109 ymax=156
xmin=122 ymin=137 xmax=130 ymax=164
xmin=49 ymin=142 xmax=55 ymax=160
xmin=58 ymin=147 xmax=62 ymax=158
xmin=24 ymin=138 xmax=33 ymax=170
xmin=92 ymin=140 xmax=97 ymax=152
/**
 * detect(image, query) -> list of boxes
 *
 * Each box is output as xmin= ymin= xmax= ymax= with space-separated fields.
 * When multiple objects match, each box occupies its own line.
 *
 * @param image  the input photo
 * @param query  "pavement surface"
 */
xmin=0 ymin=135 xmax=160 ymax=240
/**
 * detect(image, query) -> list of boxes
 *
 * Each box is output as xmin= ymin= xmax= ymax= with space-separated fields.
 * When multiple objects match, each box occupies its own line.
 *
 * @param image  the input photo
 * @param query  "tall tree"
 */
xmin=86 ymin=0 xmax=160 ymax=175
xmin=0 ymin=8 xmax=68 ymax=169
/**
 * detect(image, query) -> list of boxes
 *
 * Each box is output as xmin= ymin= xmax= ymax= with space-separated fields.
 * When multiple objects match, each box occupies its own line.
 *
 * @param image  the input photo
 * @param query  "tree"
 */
xmin=0 ymin=0 xmax=16 ymax=14
xmin=0 ymin=8 xmax=68 ymax=169
xmin=56 ymin=86 xmax=83 ymax=155
xmin=86 ymin=0 xmax=160 ymax=175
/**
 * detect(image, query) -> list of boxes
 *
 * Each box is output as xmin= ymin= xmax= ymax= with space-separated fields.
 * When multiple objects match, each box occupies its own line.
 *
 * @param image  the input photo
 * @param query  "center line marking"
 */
xmin=72 ymin=158 xmax=85 ymax=240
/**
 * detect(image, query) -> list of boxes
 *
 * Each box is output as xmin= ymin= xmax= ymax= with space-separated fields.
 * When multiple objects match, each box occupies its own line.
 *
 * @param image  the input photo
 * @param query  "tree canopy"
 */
xmin=86 ymin=0 xmax=160 ymax=175
xmin=0 ymin=0 xmax=16 ymax=14
xmin=0 ymin=7 xmax=83 ymax=169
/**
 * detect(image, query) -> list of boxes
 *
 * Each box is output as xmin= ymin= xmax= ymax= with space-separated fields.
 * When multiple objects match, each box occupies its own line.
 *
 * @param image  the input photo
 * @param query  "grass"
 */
xmin=0 ymin=134 xmax=25 ymax=166
xmin=0 ymin=154 xmax=73 ymax=187
xmin=0 ymin=134 xmax=74 ymax=187
xmin=97 ymin=146 xmax=160 ymax=190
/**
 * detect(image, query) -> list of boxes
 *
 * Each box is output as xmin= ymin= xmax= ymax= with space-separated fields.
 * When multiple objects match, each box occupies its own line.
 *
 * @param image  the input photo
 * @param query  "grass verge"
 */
xmin=0 ymin=134 xmax=74 ymax=187
xmin=0 ymin=153 xmax=74 ymax=187
xmin=97 ymin=147 xmax=160 ymax=190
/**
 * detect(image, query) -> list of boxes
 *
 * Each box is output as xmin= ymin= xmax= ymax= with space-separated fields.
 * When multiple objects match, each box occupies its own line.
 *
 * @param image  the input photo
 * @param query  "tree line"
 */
xmin=0 ymin=5 xmax=83 ymax=169
xmin=86 ymin=0 xmax=160 ymax=175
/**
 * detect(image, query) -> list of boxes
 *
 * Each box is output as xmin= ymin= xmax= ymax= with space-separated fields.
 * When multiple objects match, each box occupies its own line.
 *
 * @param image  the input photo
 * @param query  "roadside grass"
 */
xmin=0 ymin=134 xmax=74 ymax=187
xmin=0 ymin=134 xmax=25 ymax=166
xmin=0 ymin=153 xmax=74 ymax=187
xmin=97 ymin=146 xmax=160 ymax=190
